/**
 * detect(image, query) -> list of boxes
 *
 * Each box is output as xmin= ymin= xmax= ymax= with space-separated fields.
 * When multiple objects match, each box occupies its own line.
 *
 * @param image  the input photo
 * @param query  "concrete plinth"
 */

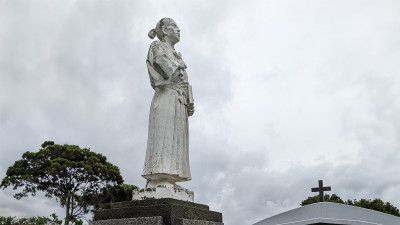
xmin=93 ymin=198 xmax=223 ymax=225
xmin=132 ymin=186 xmax=194 ymax=202
xmin=90 ymin=216 xmax=163 ymax=225
xmin=91 ymin=217 xmax=223 ymax=225
xmin=179 ymin=218 xmax=224 ymax=225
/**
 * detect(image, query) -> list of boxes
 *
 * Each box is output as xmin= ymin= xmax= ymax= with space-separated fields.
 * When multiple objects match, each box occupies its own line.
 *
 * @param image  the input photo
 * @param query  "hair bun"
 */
xmin=148 ymin=28 xmax=157 ymax=39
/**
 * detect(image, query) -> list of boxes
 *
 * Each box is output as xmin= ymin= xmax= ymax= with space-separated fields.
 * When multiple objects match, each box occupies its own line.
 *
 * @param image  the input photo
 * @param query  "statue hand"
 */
xmin=188 ymin=105 xmax=194 ymax=117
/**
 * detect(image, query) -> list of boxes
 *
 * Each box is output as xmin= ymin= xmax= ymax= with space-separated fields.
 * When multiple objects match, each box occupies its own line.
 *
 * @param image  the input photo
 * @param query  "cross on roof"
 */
xmin=311 ymin=180 xmax=331 ymax=202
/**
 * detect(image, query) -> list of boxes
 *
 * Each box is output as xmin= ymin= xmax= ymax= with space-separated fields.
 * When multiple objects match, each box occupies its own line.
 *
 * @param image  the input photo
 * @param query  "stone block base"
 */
xmin=91 ymin=217 xmax=223 ymax=225
xmin=179 ymin=218 xmax=224 ymax=225
xmin=93 ymin=198 xmax=223 ymax=225
xmin=132 ymin=186 xmax=194 ymax=202
xmin=90 ymin=216 xmax=163 ymax=225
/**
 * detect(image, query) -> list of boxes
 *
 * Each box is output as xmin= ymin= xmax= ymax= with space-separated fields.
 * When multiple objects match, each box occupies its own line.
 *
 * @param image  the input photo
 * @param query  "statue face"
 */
xmin=163 ymin=20 xmax=180 ymax=44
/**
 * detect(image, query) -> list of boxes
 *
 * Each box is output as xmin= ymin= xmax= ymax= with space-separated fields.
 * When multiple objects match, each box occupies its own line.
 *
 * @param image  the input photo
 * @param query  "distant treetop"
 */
xmin=301 ymin=194 xmax=400 ymax=217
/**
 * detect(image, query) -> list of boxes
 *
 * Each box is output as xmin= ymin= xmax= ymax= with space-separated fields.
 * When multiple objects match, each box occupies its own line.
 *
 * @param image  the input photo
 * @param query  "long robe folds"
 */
xmin=142 ymin=40 xmax=192 ymax=182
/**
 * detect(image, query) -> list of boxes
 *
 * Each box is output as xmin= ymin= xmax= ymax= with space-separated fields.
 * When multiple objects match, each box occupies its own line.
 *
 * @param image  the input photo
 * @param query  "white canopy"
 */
xmin=253 ymin=202 xmax=400 ymax=225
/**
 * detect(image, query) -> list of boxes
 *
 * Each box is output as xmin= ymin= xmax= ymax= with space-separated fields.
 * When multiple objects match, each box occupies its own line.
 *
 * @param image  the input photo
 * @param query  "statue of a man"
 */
xmin=142 ymin=18 xmax=194 ymax=190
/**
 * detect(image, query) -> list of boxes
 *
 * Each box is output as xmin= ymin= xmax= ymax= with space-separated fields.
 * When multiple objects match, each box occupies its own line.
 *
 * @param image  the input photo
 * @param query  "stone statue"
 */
xmin=133 ymin=18 xmax=195 ymax=201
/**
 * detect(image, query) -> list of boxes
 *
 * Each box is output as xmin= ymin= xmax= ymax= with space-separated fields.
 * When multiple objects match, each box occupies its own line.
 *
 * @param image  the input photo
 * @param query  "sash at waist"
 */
xmin=159 ymin=83 xmax=188 ymax=106
xmin=164 ymin=83 xmax=188 ymax=97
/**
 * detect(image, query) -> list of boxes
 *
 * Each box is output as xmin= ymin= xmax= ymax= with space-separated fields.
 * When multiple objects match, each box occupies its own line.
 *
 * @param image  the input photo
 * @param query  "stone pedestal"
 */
xmin=132 ymin=186 xmax=194 ymax=202
xmin=92 ymin=198 xmax=223 ymax=225
xmin=90 ymin=216 xmax=163 ymax=225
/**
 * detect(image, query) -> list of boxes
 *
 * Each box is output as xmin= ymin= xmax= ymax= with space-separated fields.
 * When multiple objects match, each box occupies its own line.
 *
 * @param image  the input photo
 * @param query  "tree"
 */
xmin=100 ymin=183 xmax=138 ymax=205
xmin=301 ymin=194 xmax=400 ymax=217
xmin=347 ymin=198 xmax=400 ymax=216
xmin=0 ymin=213 xmax=63 ymax=225
xmin=301 ymin=193 xmax=345 ymax=205
xmin=0 ymin=141 xmax=124 ymax=225
xmin=80 ymin=183 xmax=138 ymax=210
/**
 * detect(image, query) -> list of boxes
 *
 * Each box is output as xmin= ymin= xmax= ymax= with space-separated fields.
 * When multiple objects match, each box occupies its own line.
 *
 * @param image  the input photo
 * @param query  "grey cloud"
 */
xmin=1 ymin=1 xmax=400 ymax=225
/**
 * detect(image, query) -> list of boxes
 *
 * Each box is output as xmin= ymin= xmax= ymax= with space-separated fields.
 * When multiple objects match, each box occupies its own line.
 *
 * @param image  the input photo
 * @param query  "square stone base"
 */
xmin=93 ymin=198 xmax=223 ymax=225
xmin=91 ymin=217 xmax=223 ymax=225
xmin=90 ymin=216 xmax=163 ymax=225
xmin=179 ymin=218 xmax=224 ymax=225
xmin=132 ymin=186 xmax=194 ymax=202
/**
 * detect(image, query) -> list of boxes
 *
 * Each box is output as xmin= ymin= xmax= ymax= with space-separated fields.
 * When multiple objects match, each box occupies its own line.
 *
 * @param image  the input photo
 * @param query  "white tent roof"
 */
xmin=253 ymin=202 xmax=400 ymax=225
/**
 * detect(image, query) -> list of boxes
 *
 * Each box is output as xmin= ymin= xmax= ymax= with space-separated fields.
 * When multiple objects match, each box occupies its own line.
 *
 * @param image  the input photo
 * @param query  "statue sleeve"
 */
xmin=149 ymin=42 xmax=179 ymax=80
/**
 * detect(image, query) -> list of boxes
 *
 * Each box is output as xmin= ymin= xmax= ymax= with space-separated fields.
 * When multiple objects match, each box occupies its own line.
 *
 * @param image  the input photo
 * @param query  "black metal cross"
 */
xmin=311 ymin=180 xmax=331 ymax=202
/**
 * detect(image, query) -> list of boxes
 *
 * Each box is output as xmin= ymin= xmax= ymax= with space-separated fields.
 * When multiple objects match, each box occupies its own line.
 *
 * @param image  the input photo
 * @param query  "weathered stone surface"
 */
xmin=93 ymin=198 xmax=222 ymax=225
xmin=90 ymin=216 xmax=163 ymax=225
xmin=132 ymin=186 xmax=194 ymax=202
xmin=179 ymin=218 xmax=224 ymax=225
xmin=141 ymin=18 xmax=195 ymax=194
xmin=90 ymin=217 xmax=224 ymax=225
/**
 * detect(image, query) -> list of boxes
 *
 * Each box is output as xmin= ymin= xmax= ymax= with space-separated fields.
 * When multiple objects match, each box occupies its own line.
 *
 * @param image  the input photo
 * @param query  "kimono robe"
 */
xmin=142 ymin=40 xmax=193 ymax=183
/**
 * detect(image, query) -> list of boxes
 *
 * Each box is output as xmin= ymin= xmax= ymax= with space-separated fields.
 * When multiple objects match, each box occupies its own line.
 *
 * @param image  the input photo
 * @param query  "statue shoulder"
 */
xmin=148 ymin=41 xmax=163 ymax=61
xmin=149 ymin=40 xmax=164 ymax=50
xmin=148 ymin=40 xmax=168 ymax=56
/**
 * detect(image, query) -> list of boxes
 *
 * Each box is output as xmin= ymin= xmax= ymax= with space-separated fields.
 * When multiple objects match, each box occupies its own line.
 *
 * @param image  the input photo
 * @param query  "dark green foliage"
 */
xmin=301 ymin=194 xmax=345 ymax=205
xmin=0 ymin=142 xmax=124 ymax=225
xmin=0 ymin=216 xmax=15 ymax=225
xmin=301 ymin=194 xmax=400 ymax=217
xmin=0 ymin=213 xmax=64 ymax=225
xmin=70 ymin=218 xmax=83 ymax=225
xmin=80 ymin=183 xmax=138 ymax=210
xmin=49 ymin=213 xmax=63 ymax=224
xmin=99 ymin=184 xmax=138 ymax=206
xmin=346 ymin=198 xmax=400 ymax=216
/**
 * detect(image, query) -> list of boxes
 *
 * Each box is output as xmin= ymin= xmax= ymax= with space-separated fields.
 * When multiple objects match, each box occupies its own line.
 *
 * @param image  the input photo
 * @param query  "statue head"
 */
xmin=148 ymin=18 xmax=180 ymax=44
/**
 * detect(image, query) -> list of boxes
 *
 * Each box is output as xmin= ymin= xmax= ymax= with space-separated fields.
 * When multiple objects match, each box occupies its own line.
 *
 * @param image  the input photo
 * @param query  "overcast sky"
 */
xmin=1 ymin=1 xmax=400 ymax=224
